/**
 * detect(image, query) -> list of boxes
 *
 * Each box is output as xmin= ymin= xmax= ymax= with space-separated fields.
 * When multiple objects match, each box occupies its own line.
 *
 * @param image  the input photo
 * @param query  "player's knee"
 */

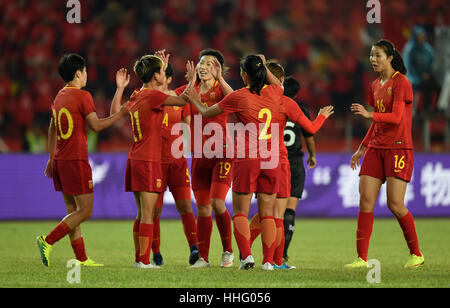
xmin=387 ymin=200 xmax=407 ymax=217
xmin=211 ymin=199 xmax=226 ymax=214
xmin=80 ymin=208 xmax=93 ymax=221
xmin=197 ymin=204 xmax=211 ymax=217
xmin=359 ymin=194 xmax=376 ymax=211
xmin=175 ymin=200 xmax=192 ymax=215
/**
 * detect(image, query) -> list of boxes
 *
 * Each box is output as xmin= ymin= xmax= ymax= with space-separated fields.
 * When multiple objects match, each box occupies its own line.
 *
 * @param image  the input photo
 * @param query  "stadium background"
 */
xmin=0 ymin=0 xmax=449 ymax=219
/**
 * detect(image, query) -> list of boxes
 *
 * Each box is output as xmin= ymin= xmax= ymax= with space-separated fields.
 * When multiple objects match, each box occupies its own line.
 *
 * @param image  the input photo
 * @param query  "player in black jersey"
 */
xmin=282 ymin=76 xmax=317 ymax=262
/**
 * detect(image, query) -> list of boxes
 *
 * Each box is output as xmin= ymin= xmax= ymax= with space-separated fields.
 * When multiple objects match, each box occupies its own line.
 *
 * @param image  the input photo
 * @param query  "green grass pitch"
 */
xmin=1 ymin=218 xmax=449 ymax=288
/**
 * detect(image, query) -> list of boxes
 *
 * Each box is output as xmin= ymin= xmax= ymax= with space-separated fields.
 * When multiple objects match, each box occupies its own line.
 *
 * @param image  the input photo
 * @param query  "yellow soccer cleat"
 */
xmin=36 ymin=235 xmax=52 ymax=267
xmin=77 ymin=258 xmax=104 ymax=267
xmin=404 ymin=254 xmax=424 ymax=268
xmin=344 ymin=257 xmax=369 ymax=268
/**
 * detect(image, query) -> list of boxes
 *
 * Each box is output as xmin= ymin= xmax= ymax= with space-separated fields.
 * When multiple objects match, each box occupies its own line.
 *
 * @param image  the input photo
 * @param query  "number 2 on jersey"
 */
xmin=258 ymin=108 xmax=272 ymax=140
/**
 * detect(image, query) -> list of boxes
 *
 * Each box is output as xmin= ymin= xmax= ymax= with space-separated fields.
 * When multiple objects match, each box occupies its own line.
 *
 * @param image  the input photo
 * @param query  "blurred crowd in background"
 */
xmin=0 ymin=0 xmax=449 ymax=153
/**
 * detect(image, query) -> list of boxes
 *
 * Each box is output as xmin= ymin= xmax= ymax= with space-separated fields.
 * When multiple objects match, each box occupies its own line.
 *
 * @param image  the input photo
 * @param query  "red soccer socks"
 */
xmin=71 ymin=237 xmax=88 ymax=262
xmin=181 ymin=212 xmax=198 ymax=248
xmin=215 ymin=210 xmax=233 ymax=253
xmin=356 ymin=211 xmax=374 ymax=262
xmin=45 ymin=221 xmax=71 ymax=245
xmin=260 ymin=216 xmax=276 ymax=265
xmin=138 ymin=223 xmax=154 ymax=265
xmin=233 ymin=214 xmax=251 ymax=260
xmin=273 ymin=218 xmax=285 ymax=266
xmin=197 ymin=215 xmax=213 ymax=262
xmin=397 ymin=211 xmax=422 ymax=257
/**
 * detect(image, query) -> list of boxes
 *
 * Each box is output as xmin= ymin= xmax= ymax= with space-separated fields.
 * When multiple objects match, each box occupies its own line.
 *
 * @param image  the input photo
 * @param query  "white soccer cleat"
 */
xmin=188 ymin=257 xmax=210 ymax=268
xmin=137 ymin=262 xmax=160 ymax=269
xmin=239 ymin=255 xmax=255 ymax=270
xmin=220 ymin=251 xmax=234 ymax=268
xmin=262 ymin=262 xmax=274 ymax=271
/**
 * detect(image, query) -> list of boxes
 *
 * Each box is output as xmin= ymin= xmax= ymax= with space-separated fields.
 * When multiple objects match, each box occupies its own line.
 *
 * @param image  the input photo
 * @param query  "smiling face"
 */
xmin=370 ymin=45 xmax=393 ymax=73
xmin=196 ymin=55 xmax=216 ymax=81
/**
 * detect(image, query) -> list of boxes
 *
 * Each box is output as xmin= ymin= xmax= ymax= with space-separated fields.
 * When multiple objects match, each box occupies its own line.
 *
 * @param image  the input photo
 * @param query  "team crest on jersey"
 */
xmin=156 ymin=179 xmax=162 ymax=188
xmin=88 ymin=180 xmax=93 ymax=189
xmin=387 ymin=87 xmax=392 ymax=96
xmin=210 ymin=92 xmax=216 ymax=101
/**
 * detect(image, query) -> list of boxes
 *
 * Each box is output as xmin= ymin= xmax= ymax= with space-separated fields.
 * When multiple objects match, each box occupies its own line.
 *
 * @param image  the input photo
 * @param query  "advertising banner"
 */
xmin=0 ymin=154 xmax=449 ymax=220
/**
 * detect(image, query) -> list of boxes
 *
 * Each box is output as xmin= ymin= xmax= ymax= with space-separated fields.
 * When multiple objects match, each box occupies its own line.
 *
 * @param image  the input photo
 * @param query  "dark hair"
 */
xmin=166 ymin=62 xmax=174 ymax=79
xmin=373 ymin=39 xmax=407 ymax=74
xmin=283 ymin=76 xmax=301 ymax=99
xmin=199 ymin=48 xmax=225 ymax=69
xmin=58 ymin=53 xmax=86 ymax=82
xmin=266 ymin=60 xmax=285 ymax=80
xmin=240 ymin=55 xmax=267 ymax=95
xmin=133 ymin=55 xmax=164 ymax=83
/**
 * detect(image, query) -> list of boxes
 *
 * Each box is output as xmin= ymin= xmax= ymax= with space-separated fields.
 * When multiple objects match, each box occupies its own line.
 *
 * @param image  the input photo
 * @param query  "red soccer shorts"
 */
xmin=232 ymin=159 xmax=281 ymax=194
xmin=191 ymin=157 xmax=233 ymax=192
xmin=161 ymin=158 xmax=191 ymax=192
xmin=276 ymin=162 xmax=291 ymax=198
xmin=125 ymin=159 xmax=163 ymax=192
xmin=52 ymin=159 xmax=93 ymax=196
xmin=360 ymin=148 xmax=414 ymax=182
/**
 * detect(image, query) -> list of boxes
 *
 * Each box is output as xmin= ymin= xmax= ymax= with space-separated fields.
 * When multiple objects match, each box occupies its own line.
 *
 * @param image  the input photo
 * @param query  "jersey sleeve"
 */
xmin=372 ymin=100 xmax=405 ymax=124
xmin=149 ymin=90 xmax=170 ymax=110
xmin=217 ymin=91 xmax=241 ymax=113
xmin=281 ymin=96 xmax=325 ymax=134
xmin=80 ymin=91 xmax=96 ymax=117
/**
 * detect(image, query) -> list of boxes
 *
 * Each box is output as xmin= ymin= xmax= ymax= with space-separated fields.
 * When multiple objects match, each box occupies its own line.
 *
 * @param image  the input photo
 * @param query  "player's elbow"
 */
xmin=88 ymin=122 xmax=103 ymax=133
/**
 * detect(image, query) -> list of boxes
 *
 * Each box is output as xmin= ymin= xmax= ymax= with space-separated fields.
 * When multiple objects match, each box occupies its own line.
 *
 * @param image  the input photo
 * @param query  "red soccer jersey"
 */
xmin=161 ymin=105 xmax=190 ymax=163
xmin=127 ymin=88 xmax=169 ymax=162
xmin=51 ymin=86 xmax=96 ymax=160
xmin=175 ymin=82 xmax=229 ymax=156
xmin=218 ymin=84 xmax=284 ymax=160
xmin=364 ymin=71 xmax=413 ymax=149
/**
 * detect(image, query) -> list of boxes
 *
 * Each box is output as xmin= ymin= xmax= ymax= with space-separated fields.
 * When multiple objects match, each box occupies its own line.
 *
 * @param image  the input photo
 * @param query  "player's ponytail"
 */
xmin=240 ymin=55 xmax=267 ymax=95
xmin=374 ymin=40 xmax=407 ymax=75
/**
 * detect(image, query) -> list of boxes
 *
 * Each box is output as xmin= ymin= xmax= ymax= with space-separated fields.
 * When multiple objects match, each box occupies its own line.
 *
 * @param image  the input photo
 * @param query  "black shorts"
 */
xmin=289 ymin=158 xmax=306 ymax=199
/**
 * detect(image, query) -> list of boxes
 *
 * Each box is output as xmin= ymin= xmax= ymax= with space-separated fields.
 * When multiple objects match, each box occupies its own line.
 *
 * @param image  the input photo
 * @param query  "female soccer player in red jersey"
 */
xmin=186 ymin=54 xmax=333 ymax=270
xmin=248 ymin=61 xmax=333 ymax=269
xmin=37 ymin=53 xmax=130 ymax=267
xmin=175 ymin=49 xmax=235 ymax=268
xmin=111 ymin=52 xmax=191 ymax=268
xmin=346 ymin=40 xmax=424 ymax=268
xmin=149 ymin=62 xmax=199 ymax=266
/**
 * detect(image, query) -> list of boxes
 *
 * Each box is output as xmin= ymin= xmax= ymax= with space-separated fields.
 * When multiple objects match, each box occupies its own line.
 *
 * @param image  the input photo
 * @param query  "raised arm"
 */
xmin=210 ymin=58 xmax=233 ymax=96
xmin=283 ymin=97 xmax=333 ymax=134
xmin=110 ymin=68 xmax=130 ymax=115
xmin=257 ymin=54 xmax=282 ymax=87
